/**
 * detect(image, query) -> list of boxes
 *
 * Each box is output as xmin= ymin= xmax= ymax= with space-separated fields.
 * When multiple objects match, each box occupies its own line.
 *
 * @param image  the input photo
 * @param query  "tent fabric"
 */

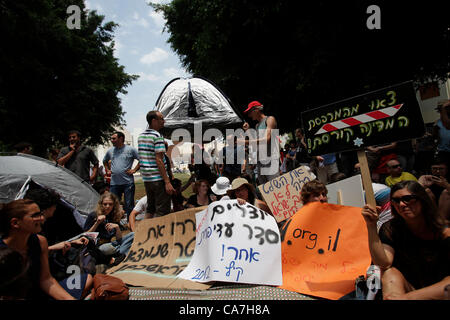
xmin=0 ymin=153 xmax=99 ymax=215
xmin=155 ymin=77 xmax=244 ymax=138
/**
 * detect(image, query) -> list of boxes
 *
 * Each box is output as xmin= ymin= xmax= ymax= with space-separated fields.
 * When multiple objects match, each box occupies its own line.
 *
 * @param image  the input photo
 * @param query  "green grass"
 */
xmin=134 ymin=173 xmax=194 ymax=201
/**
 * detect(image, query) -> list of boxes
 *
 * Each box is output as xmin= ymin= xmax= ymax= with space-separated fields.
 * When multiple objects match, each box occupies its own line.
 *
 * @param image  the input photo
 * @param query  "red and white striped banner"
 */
xmin=315 ymin=104 xmax=403 ymax=135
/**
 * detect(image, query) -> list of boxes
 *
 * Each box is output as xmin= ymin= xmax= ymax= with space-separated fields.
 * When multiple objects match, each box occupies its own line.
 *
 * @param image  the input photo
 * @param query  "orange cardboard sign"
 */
xmin=279 ymin=202 xmax=371 ymax=300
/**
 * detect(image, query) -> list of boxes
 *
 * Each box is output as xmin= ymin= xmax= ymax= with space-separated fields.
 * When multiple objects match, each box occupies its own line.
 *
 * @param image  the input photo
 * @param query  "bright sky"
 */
xmin=85 ymin=0 xmax=191 ymax=139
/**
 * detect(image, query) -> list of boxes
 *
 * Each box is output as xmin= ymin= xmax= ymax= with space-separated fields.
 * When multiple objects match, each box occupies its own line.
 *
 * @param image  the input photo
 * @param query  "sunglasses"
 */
xmin=389 ymin=164 xmax=401 ymax=169
xmin=391 ymin=195 xmax=418 ymax=204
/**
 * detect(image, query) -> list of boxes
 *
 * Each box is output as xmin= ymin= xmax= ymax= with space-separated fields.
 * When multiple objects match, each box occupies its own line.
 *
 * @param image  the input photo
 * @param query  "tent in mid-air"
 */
xmin=0 ymin=153 xmax=100 ymax=244
xmin=155 ymin=76 xmax=244 ymax=139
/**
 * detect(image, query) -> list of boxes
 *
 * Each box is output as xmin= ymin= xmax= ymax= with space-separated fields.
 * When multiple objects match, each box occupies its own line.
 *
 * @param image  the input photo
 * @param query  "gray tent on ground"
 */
xmin=155 ymin=76 xmax=244 ymax=139
xmin=0 ymin=153 xmax=100 ymax=243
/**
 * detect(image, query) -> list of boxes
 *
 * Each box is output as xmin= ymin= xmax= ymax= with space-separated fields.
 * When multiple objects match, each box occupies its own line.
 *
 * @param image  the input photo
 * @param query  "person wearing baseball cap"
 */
xmin=240 ymin=101 xmax=280 ymax=184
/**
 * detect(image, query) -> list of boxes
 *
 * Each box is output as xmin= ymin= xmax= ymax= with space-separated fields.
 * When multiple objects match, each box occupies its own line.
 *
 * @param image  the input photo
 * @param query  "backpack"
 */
xmin=90 ymin=274 xmax=129 ymax=300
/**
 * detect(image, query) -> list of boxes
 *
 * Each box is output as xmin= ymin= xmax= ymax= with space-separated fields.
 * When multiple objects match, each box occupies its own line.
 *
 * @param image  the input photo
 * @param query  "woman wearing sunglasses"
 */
xmin=362 ymin=180 xmax=449 ymax=300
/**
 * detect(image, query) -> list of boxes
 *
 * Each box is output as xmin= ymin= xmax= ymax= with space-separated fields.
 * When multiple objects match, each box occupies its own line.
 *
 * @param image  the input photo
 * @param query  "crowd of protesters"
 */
xmin=1 ymin=99 xmax=449 ymax=300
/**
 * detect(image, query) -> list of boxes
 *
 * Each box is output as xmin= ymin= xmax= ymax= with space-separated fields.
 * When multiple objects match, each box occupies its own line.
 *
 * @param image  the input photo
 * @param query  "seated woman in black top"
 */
xmin=83 ymin=192 xmax=133 ymax=266
xmin=0 ymin=199 xmax=76 ymax=300
xmin=362 ymin=180 xmax=450 ymax=300
xmin=186 ymin=179 xmax=213 ymax=208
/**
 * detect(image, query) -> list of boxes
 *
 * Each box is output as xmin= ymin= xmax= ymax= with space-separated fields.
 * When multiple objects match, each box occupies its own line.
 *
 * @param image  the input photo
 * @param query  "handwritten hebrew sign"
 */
xmin=301 ymin=81 xmax=425 ymax=156
xmin=257 ymin=166 xmax=315 ymax=222
xmin=279 ymin=202 xmax=371 ymax=300
xmin=178 ymin=200 xmax=282 ymax=286
xmin=107 ymin=207 xmax=210 ymax=290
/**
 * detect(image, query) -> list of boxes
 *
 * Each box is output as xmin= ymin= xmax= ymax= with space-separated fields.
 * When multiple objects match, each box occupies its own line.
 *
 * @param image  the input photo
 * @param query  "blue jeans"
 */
xmin=110 ymin=183 xmax=135 ymax=217
xmin=98 ymin=232 xmax=135 ymax=257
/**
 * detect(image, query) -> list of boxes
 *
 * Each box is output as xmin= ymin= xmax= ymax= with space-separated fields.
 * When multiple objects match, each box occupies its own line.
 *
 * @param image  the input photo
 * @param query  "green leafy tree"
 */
xmin=152 ymin=0 xmax=449 ymax=132
xmin=0 ymin=0 xmax=138 ymax=156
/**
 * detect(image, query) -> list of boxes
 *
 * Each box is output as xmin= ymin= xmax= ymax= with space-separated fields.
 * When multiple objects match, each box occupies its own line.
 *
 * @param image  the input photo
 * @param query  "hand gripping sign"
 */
xmin=178 ymin=200 xmax=283 ymax=286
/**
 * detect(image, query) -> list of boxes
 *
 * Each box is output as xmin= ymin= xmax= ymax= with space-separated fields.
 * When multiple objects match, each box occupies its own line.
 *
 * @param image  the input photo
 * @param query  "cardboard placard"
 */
xmin=178 ymin=200 xmax=282 ymax=286
xmin=257 ymin=166 xmax=315 ymax=222
xmin=301 ymin=81 xmax=425 ymax=156
xmin=107 ymin=207 xmax=210 ymax=290
xmin=326 ymin=174 xmax=365 ymax=207
xmin=279 ymin=202 xmax=371 ymax=300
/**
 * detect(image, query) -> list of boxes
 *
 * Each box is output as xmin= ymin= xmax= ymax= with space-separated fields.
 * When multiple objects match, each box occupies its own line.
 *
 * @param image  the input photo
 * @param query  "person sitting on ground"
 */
xmin=24 ymin=188 xmax=90 ymax=249
xmin=24 ymin=188 xmax=95 ymax=282
xmin=83 ymin=192 xmax=134 ymax=267
xmin=128 ymin=196 xmax=147 ymax=233
xmin=361 ymin=180 xmax=450 ymax=300
xmin=226 ymin=178 xmax=270 ymax=213
xmin=301 ymin=180 xmax=328 ymax=205
xmin=186 ymin=179 xmax=213 ymax=208
xmin=0 ymin=200 xmax=79 ymax=300
xmin=418 ymin=157 xmax=450 ymax=223
xmin=384 ymin=159 xmax=417 ymax=188
xmin=211 ymin=176 xmax=232 ymax=201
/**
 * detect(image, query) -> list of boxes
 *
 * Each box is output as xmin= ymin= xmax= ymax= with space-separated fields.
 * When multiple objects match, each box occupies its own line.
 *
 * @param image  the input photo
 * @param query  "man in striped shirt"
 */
xmin=138 ymin=111 xmax=175 ymax=217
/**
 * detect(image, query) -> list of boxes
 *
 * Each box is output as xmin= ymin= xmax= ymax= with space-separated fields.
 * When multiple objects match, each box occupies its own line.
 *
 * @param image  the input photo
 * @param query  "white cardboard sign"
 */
xmin=326 ymin=174 xmax=365 ymax=207
xmin=178 ymin=200 xmax=282 ymax=286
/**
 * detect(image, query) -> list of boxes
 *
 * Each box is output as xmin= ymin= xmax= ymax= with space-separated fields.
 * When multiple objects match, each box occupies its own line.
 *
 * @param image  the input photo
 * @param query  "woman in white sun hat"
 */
xmin=211 ymin=176 xmax=232 ymax=201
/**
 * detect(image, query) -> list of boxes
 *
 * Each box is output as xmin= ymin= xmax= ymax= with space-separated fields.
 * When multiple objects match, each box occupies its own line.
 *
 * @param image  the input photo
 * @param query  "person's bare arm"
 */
xmin=85 ymin=215 xmax=106 ymax=233
xmin=103 ymin=159 xmax=111 ymax=173
xmin=56 ymin=149 xmax=75 ymax=166
xmin=90 ymin=164 xmax=98 ymax=183
xmin=38 ymin=235 xmax=76 ymax=300
xmin=129 ymin=210 xmax=138 ymax=232
xmin=156 ymin=152 xmax=175 ymax=195
xmin=106 ymin=223 xmax=122 ymax=241
xmin=126 ymin=162 xmax=140 ymax=175
xmin=361 ymin=205 xmax=395 ymax=270
xmin=399 ymin=276 xmax=450 ymax=300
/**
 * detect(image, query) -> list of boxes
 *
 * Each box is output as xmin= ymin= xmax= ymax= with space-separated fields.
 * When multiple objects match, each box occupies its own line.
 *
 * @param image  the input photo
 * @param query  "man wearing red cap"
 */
xmin=242 ymin=101 xmax=280 ymax=184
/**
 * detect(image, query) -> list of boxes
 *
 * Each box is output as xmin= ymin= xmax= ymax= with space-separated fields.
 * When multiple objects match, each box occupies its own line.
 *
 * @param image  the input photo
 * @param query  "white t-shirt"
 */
xmin=133 ymin=196 xmax=148 ymax=218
